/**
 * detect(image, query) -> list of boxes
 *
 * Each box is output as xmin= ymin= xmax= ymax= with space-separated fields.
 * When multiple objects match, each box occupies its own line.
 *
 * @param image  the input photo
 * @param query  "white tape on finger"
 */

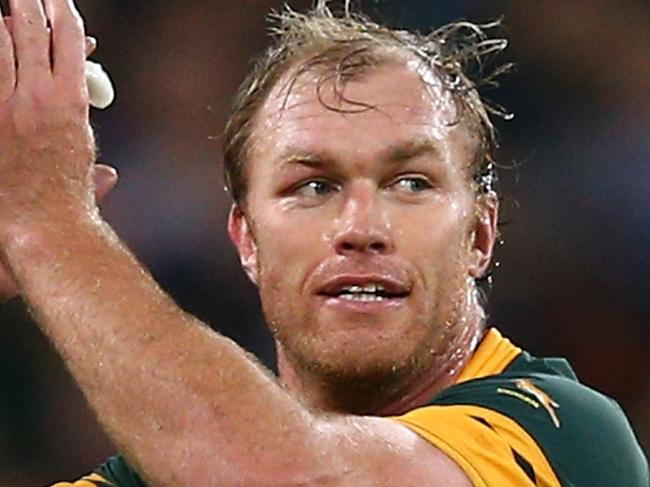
xmin=85 ymin=60 xmax=115 ymax=109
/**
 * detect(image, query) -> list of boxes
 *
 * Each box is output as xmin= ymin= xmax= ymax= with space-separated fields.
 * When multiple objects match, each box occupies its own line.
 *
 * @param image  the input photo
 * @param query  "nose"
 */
xmin=332 ymin=183 xmax=394 ymax=256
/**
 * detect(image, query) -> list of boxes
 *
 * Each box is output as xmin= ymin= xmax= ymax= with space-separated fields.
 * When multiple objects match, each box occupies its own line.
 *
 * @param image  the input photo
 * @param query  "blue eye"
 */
xmin=393 ymin=176 xmax=433 ymax=193
xmin=295 ymin=180 xmax=337 ymax=197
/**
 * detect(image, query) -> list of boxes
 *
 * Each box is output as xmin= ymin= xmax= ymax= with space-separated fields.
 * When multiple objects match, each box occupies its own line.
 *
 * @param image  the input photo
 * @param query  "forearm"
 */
xmin=2 ymin=213 xmax=321 ymax=486
xmin=0 ymin=2 xmax=342 ymax=484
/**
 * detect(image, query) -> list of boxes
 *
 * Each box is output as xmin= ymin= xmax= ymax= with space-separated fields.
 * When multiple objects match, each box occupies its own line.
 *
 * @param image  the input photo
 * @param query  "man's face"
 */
xmin=229 ymin=60 xmax=496 ymax=380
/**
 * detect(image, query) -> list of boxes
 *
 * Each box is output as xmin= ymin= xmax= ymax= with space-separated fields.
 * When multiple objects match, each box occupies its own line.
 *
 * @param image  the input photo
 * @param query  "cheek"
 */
xmin=254 ymin=208 xmax=327 ymax=294
xmin=393 ymin=202 xmax=474 ymax=316
xmin=253 ymin=212 xmax=330 ymax=336
xmin=394 ymin=202 xmax=471 ymax=267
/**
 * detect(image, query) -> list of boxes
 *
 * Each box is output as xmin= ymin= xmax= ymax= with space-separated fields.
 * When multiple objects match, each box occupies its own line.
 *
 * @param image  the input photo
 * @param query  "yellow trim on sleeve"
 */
xmin=393 ymin=404 xmax=561 ymax=487
xmin=50 ymin=473 xmax=114 ymax=487
xmin=456 ymin=328 xmax=521 ymax=384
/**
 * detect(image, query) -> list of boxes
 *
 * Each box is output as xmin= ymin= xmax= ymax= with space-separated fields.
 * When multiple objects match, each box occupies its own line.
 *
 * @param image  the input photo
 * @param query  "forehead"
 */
xmin=249 ymin=59 xmax=476 ymax=169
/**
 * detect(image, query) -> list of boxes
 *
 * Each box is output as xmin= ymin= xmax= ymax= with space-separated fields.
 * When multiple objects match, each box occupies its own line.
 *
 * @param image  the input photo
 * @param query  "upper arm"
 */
xmin=312 ymin=407 xmax=550 ymax=487
xmin=51 ymin=430 xmax=472 ymax=487
xmin=49 ymin=376 xmax=648 ymax=487
xmin=311 ymin=415 xmax=473 ymax=487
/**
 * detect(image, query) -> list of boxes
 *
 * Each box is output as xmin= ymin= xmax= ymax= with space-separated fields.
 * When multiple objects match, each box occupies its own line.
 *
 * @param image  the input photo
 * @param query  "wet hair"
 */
xmin=222 ymin=0 xmax=511 ymax=206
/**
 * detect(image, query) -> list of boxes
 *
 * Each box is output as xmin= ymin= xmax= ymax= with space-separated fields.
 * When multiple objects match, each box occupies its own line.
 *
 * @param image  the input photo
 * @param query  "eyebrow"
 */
xmin=383 ymin=139 xmax=441 ymax=164
xmin=276 ymin=138 xmax=442 ymax=170
xmin=278 ymin=152 xmax=330 ymax=169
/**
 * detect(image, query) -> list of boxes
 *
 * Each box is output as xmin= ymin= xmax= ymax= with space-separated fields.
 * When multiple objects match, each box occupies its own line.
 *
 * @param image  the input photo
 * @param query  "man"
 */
xmin=0 ymin=1 xmax=646 ymax=486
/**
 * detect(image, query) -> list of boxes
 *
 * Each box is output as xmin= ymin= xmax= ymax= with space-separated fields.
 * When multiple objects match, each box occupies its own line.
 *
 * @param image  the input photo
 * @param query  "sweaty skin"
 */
xmin=0 ymin=1 xmax=495 ymax=486
xmin=0 ymin=16 xmax=116 ymax=302
xmin=236 ymin=62 xmax=497 ymax=415
xmin=0 ymin=164 xmax=117 ymax=300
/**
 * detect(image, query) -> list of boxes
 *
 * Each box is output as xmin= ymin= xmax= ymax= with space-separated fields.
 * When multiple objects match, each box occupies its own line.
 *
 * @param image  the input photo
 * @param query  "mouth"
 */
xmin=317 ymin=276 xmax=411 ymax=306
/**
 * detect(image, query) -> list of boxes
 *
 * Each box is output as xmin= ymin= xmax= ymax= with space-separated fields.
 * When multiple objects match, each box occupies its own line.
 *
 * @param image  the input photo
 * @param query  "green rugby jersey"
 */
xmin=52 ymin=329 xmax=649 ymax=487
xmin=394 ymin=329 xmax=649 ymax=486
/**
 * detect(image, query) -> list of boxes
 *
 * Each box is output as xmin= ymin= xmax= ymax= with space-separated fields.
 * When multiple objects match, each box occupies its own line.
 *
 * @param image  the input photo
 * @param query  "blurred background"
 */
xmin=0 ymin=0 xmax=648 ymax=484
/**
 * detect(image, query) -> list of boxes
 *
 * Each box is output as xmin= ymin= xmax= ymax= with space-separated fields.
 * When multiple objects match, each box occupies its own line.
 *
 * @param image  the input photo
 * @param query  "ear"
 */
xmin=467 ymin=193 xmax=499 ymax=279
xmin=228 ymin=205 xmax=259 ymax=286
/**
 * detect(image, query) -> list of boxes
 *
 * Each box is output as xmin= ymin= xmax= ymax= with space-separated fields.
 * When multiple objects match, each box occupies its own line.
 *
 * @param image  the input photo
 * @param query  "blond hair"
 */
xmin=223 ymin=0 xmax=511 ymax=205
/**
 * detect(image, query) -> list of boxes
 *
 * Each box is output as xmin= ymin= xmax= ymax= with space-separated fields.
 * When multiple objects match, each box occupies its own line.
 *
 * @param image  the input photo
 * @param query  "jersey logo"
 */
xmin=497 ymin=379 xmax=561 ymax=428
xmin=515 ymin=379 xmax=561 ymax=428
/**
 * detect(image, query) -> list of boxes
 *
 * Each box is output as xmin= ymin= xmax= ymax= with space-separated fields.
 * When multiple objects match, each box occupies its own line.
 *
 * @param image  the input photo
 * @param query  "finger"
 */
xmin=93 ymin=163 xmax=118 ymax=202
xmin=0 ymin=268 xmax=19 ymax=303
xmin=85 ymin=35 xmax=96 ymax=57
xmin=43 ymin=0 xmax=85 ymax=83
xmin=9 ymin=0 xmax=51 ymax=85
xmin=0 ymin=17 xmax=16 ymax=100
xmin=2 ymin=17 xmax=93 ymax=57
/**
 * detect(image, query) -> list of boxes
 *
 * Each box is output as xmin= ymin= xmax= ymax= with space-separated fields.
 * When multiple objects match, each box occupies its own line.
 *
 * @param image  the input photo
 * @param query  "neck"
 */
xmin=277 ymin=314 xmax=485 ymax=416
xmin=374 ymin=321 xmax=484 ymax=415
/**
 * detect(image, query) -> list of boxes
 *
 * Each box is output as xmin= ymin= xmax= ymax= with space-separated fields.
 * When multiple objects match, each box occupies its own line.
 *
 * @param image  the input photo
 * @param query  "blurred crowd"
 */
xmin=0 ymin=1 xmax=648 ymax=484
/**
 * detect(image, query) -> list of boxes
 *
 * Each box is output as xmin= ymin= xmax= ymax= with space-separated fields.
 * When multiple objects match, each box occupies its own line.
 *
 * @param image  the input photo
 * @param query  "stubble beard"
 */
xmin=261 ymin=274 xmax=474 ymax=415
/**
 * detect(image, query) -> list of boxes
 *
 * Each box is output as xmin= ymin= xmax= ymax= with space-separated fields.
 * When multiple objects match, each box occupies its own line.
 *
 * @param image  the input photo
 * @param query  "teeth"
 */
xmin=340 ymin=283 xmax=386 ymax=294
xmin=339 ymin=293 xmax=386 ymax=302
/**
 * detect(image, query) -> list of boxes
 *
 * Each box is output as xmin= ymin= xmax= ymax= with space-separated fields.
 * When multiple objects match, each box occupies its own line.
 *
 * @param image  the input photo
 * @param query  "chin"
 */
xmin=277 ymin=332 xmax=440 ymax=415
xmin=282 ymin=323 xmax=434 ymax=380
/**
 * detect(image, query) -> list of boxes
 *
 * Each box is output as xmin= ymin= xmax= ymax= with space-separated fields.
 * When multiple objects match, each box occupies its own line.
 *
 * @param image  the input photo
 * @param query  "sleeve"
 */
xmin=50 ymin=455 xmax=147 ymax=487
xmin=392 ymin=374 xmax=649 ymax=487
xmin=50 ymin=473 xmax=116 ymax=487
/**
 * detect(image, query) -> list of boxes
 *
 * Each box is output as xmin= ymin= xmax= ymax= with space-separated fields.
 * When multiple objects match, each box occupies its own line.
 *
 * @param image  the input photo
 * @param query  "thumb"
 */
xmin=94 ymin=164 xmax=119 ymax=202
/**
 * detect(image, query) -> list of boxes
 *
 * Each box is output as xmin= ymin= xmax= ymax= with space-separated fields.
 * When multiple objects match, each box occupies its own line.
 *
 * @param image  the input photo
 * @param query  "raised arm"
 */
xmin=0 ymin=2 xmax=475 ymax=486
xmin=0 ymin=11 xmax=116 ymax=302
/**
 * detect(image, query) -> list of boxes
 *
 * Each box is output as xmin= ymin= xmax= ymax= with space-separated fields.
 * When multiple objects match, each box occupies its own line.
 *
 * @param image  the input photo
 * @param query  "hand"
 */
xmin=0 ymin=0 xmax=102 ymax=300
xmin=3 ymin=15 xmax=98 ymax=57
xmin=5 ymin=16 xmax=116 ymax=110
